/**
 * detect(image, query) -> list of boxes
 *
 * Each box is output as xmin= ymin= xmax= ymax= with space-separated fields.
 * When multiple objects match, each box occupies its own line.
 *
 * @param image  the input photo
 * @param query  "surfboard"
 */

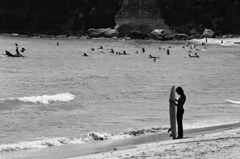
xmin=169 ymin=85 xmax=176 ymax=139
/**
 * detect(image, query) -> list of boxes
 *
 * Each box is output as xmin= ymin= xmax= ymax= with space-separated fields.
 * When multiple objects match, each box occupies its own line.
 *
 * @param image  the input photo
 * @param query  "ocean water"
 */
xmin=0 ymin=34 xmax=239 ymax=158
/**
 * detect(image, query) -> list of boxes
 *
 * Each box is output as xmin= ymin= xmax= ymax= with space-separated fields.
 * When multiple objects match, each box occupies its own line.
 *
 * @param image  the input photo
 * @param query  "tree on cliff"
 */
xmin=0 ymin=0 xmax=123 ymax=33
xmin=0 ymin=0 xmax=240 ymax=35
xmin=158 ymin=0 xmax=240 ymax=34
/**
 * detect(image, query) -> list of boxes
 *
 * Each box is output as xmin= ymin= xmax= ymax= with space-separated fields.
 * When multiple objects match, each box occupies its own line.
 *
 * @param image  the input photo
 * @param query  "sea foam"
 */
xmin=0 ymin=137 xmax=85 ymax=152
xmin=0 ymin=93 xmax=75 ymax=105
xmin=0 ymin=127 xmax=168 ymax=152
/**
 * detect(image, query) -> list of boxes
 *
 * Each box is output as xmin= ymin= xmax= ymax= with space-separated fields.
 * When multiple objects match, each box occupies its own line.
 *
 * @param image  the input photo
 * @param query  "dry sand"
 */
xmin=66 ymin=123 xmax=240 ymax=159
xmin=191 ymin=37 xmax=240 ymax=46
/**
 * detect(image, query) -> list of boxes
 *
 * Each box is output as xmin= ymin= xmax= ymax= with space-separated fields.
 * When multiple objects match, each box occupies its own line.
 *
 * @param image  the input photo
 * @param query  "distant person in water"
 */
xmin=149 ymin=54 xmax=159 ymax=59
xmin=194 ymin=53 xmax=199 ymax=58
xmin=20 ymin=48 xmax=26 ymax=56
xmin=82 ymin=53 xmax=88 ymax=56
xmin=15 ymin=46 xmax=24 ymax=57
xmin=110 ymin=49 xmax=114 ymax=53
xmin=167 ymin=49 xmax=170 ymax=55
xmin=170 ymin=87 xmax=186 ymax=139
xmin=15 ymin=46 xmax=20 ymax=55
xmin=189 ymin=53 xmax=199 ymax=58
xmin=5 ymin=50 xmax=14 ymax=57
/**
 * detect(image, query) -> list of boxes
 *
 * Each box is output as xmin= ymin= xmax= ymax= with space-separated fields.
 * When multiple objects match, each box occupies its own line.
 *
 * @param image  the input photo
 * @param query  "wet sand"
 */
xmin=73 ymin=128 xmax=240 ymax=159
xmin=66 ymin=122 xmax=240 ymax=159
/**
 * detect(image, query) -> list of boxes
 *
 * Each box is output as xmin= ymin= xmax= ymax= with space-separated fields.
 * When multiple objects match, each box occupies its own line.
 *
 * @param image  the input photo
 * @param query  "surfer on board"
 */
xmin=170 ymin=87 xmax=186 ymax=139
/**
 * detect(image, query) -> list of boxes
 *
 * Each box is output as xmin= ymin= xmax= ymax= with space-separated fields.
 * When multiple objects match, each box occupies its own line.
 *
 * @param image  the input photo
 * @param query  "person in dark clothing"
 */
xmin=167 ymin=49 xmax=170 ymax=55
xmin=5 ymin=50 xmax=14 ymax=57
xmin=16 ymin=46 xmax=21 ymax=56
xmin=170 ymin=87 xmax=186 ymax=139
xmin=15 ymin=46 xmax=24 ymax=57
xmin=82 ymin=53 xmax=88 ymax=56
xmin=21 ymin=48 xmax=26 ymax=52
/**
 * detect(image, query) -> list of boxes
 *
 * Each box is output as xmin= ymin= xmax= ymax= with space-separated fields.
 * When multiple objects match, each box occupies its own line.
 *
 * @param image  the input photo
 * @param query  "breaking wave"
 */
xmin=0 ymin=127 xmax=168 ymax=152
xmin=0 ymin=93 xmax=75 ymax=105
xmin=226 ymin=99 xmax=240 ymax=105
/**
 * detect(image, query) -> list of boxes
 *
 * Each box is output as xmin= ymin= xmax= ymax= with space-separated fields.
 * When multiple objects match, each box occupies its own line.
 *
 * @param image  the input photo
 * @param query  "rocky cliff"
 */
xmin=158 ymin=0 xmax=240 ymax=35
xmin=0 ymin=0 xmax=240 ymax=36
xmin=115 ymin=0 xmax=169 ymax=36
xmin=0 ymin=0 xmax=122 ymax=34
xmin=116 ymin=0 xmax=240 ymax=37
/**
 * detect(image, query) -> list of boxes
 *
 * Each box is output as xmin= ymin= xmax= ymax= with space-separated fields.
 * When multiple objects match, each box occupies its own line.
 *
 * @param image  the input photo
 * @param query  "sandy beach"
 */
xmin=191 ymin=37 xmax=240 ymax=45
xmin=68 ymin=124 xmax=240 ymax=159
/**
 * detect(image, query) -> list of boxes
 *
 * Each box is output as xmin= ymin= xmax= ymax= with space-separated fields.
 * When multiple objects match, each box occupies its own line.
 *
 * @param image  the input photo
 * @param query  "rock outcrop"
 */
xmin=88 ymin=28 xmax=119 ymax=38
xmin=115 ymin=0 xmax=170 ymax=36
xmin=201 ymin=29 xmax=215 ymax=38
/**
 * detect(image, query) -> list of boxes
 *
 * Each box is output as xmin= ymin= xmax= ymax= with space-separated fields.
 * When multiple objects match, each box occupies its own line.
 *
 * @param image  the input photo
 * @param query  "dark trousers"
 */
xmin=177 ymin=109 xmax=184 ymax=137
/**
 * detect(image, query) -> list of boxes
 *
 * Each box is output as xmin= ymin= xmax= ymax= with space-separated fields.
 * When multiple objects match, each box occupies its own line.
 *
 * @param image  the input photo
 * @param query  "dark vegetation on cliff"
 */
xmin=0 ymin=0 xmax=240 ymax=35
xmin=158 ymin=0 xmax=240 ymax=35
xmin=0 ymin=0 xmax=124 ymax=34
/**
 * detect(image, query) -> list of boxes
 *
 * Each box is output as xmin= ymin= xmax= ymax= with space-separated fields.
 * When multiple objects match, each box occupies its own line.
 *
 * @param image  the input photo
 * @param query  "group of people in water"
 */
xmin=4 ymin=38 xmax=211 ymax=61
xmin=5 ymin=43 xmax=26 ymax=57
xmin=86 ymin=40 xmax=204 ymax=63
xmin=185 ymin=43 xmax=201 ymax=58
xmin=5 ymin=37 xmax=220 ymax=61
xmin=88 ymin=45 xmax=172 ymax=62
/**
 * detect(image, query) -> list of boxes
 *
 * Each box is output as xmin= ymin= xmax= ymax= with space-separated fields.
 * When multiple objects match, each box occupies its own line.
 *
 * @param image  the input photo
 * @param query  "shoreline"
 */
xmin=72 ymin=129 xmax=240 ymax=159
xmin=0 ymin=122 xmax=239 ymax=159
xmin=67 ymin=122 xmax=240 ymax=159
xmin=190 ymin=37 xmax=240 ymax=45
xmin=2 ymin=32 xmax=240 ymax=42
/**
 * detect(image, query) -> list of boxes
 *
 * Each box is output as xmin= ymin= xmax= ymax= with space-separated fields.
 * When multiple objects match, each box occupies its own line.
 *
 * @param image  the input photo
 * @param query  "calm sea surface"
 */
xmin=0 ymin=34 xmax=239 ymax=156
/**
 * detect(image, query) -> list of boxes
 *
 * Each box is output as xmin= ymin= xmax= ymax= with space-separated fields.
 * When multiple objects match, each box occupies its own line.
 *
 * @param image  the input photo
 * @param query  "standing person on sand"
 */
xmin=170 ymin=87 xmax=186 ymax=139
